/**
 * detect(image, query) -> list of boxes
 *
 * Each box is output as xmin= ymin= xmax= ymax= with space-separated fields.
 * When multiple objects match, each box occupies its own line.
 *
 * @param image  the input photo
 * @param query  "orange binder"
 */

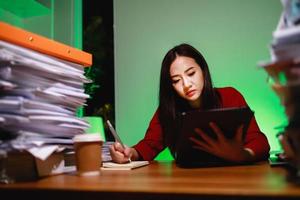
xmin=0 ymin=21 xmax=92 ymax=67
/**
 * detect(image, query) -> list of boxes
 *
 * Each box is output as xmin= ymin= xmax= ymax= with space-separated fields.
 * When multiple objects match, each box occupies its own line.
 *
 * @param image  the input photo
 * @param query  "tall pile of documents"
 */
xmin=259 ymin=0 xmax=300 ymax=181
xmin=0 ymin=39 xmax=90 ymax=160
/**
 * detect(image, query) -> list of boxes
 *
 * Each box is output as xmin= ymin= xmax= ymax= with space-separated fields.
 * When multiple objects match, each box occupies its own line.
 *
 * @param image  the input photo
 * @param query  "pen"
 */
xmin=106 ymin=120 xmax=131 ymax=162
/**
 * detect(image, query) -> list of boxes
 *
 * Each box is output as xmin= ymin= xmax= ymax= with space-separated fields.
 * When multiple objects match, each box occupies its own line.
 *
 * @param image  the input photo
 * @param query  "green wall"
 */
xmin=114 ymin=0 xmax=284 ymax=160
xmin=0 ymin=0 xmax=82 ymax=48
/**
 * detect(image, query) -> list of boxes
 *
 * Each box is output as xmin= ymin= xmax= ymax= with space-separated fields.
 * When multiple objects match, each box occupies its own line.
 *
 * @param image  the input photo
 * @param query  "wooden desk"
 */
xmin=1 ymin=161 xmax=300 ymax=200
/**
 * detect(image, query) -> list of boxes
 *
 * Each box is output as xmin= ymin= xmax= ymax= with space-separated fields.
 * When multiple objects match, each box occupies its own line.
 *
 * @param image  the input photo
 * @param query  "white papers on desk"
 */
xmin=0 ymin=96 xmax=73 ymax=115
xmin=0 ymin=39 xmax=91 ymax=160
xmin=0 ymin=41 xmax=86 ymax=80
xmin=102 ymin=161 xmax=150 ymax=170
xmin=102 ymin=141 xmax=113 ymax=162
xmin=0 ymin=79 xmax=16 ymax=90
xmin=28 ymin=145 xmax=66 ymax=161
xmin=269 ymin=0 xmax=300 ymax=62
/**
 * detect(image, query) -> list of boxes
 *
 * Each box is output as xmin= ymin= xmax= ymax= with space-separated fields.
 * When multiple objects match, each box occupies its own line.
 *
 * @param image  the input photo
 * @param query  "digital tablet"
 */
xmin=175 ymin=106 xmax=254 ymax=168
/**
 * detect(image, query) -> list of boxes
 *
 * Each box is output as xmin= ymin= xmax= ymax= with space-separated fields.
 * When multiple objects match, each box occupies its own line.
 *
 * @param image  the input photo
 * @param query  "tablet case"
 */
xmin=175 ymin=106 xmax=254 ymax=168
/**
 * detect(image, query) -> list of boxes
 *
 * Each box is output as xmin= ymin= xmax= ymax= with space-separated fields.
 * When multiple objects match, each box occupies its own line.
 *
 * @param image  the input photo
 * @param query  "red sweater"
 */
xmin=134 ymin=87 xmax=270 ymax=161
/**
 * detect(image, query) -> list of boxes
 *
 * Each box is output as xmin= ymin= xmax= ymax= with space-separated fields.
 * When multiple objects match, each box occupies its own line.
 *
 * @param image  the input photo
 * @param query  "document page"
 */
xmin=101 ymin=161 xmax=150 ymax=170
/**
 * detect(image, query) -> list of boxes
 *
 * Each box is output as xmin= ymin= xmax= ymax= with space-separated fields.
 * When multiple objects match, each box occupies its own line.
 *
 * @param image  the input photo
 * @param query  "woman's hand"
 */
xmin=109 ymin=142 xmax=139 ymax=163
xmin=189 ymin=122 xmax=254 ymax=163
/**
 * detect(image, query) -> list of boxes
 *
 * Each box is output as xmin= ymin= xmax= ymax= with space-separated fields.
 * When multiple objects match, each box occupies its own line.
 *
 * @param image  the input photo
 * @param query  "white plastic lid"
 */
xmin=73 ymin=134 xmax=103 ymax=143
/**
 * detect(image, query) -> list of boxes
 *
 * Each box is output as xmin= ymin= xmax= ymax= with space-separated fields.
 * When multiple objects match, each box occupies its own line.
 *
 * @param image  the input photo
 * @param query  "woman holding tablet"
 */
xmin=109 ymin=43 xmax=270 ymax=165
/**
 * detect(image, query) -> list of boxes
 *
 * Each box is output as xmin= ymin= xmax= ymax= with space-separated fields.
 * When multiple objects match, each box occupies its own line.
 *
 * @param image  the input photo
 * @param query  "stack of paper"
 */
xmin=258 ymin=0 xmax=300 ymax=175
xmin=102 ymin=141 xmax=113 ymax=162
xmin=270 ymin=0 xmax=300 ymax=62
xmin=0 ymin=39 xmax=91 ymax=160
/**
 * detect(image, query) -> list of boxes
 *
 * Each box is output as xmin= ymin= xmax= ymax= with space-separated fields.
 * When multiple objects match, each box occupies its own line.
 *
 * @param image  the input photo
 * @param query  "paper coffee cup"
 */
xmin=73 ymin=134 xmax=103 ymax=176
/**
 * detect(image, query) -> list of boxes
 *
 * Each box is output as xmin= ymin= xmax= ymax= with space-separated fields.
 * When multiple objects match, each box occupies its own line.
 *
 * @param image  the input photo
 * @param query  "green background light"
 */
xmin=114 ymin=0 xmax=285 ymax=160
xmin=0 ymin=0 xmax=50 ymax=18
xmin=0 ymin=0 xmax=287 ymax=161
xmin=0 ymin=0 xmax=84 ymax=116
xmin=0 ymin=0 xmax=82 ymax=50
xmin=84 ymin=116 xmax=106 ymax=142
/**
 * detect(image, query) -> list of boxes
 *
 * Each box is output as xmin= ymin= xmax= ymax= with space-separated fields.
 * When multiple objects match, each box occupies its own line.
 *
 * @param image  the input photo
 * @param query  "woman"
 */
xmin=109 ymin=43 xmax=270 ymax=164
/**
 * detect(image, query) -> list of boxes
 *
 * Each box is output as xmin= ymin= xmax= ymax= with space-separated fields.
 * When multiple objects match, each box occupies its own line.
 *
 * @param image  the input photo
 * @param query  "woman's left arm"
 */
xmin=223 ymin=87 xmax=270 ymax=161
xmin=243 ymin=116 xmax=270 ymax=161
xmin=195 ymin=87 xmax=271 ymax=162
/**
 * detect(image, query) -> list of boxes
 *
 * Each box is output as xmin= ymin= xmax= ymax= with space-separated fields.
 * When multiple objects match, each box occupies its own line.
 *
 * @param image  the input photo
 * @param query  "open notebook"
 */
xmin=101 ymin=161 xmax=149 ymax=170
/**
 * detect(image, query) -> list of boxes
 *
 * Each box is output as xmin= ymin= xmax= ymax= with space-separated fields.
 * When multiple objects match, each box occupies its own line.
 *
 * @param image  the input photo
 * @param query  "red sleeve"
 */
xmin=134 ymin=88 xmax=270 ymax=161
xmin=219 ymin=87 xmax=270 ymax=161
xmin=133 ymin=110 xmax=165 ymax=160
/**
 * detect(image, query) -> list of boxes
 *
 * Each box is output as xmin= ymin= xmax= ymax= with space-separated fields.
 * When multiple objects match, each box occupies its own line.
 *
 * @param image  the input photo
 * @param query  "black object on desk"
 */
xmin=175 ymin=106 xmax=254 ymax=168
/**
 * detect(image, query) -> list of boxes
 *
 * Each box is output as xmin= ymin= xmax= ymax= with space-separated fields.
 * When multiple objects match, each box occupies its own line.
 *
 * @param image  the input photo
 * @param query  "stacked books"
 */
xmin=258 ymin=0 xmax=300 ymax=180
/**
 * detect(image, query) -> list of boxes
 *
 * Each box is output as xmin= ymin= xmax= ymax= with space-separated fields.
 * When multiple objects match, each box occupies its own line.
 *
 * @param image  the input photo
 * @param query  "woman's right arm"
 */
xmin=132 ymin=110 xmax=165 ymax=160
xmin=110 ymin=109 xmax=165 ymax=163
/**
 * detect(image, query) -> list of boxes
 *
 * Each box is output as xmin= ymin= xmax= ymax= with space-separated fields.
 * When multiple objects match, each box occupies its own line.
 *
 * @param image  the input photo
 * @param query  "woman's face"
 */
xmin=170 ymin=56 xmax=204 ymax=108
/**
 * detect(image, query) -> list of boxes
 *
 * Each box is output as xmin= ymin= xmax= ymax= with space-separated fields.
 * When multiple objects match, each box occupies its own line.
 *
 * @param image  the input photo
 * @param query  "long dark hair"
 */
xmin=158 ymin=43 xmax=220 ymax=155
